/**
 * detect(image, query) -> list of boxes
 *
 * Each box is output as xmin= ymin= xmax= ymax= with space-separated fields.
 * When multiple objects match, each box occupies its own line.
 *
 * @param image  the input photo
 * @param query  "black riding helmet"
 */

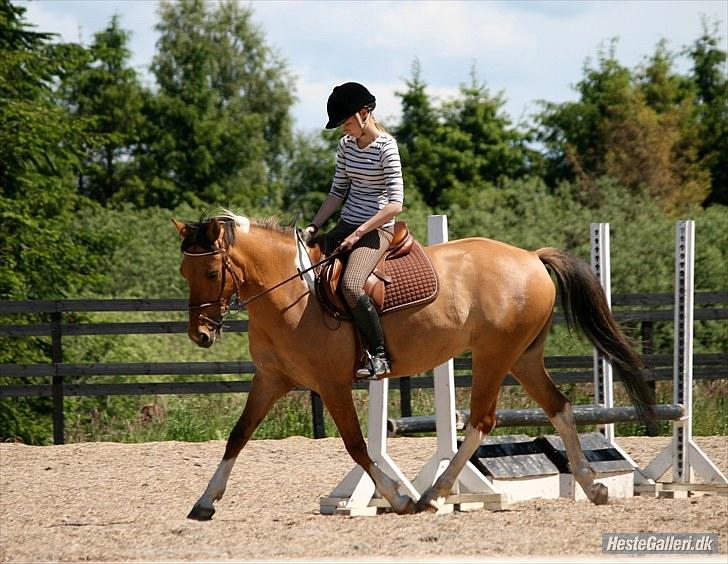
xmin=325 ymin=82 xmax=376 ymax=129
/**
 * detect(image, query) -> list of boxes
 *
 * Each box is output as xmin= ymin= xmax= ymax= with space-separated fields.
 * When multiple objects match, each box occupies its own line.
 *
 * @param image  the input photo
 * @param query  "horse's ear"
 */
xmin=171 ymin=218 xmax=189 ymax=239
xmin=207 ymin=218 xmax=224 ymax=247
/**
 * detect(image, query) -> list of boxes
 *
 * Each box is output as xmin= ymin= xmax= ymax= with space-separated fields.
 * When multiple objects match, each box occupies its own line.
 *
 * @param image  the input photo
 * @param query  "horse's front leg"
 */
xmin=321 ymin=387 xmax=416 ymax=515
xmin=187 ymin=372 xmax=291 ymax=520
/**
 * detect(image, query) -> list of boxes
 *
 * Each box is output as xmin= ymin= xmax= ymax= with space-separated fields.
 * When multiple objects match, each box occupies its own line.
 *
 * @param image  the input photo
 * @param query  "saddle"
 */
xmin=315 ymin=222 xmax=439 ymax=320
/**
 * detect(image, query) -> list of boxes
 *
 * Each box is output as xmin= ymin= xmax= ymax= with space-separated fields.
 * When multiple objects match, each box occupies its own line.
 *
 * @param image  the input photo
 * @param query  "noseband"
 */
xmin=184 ymin=247 xmax=245 ymax=331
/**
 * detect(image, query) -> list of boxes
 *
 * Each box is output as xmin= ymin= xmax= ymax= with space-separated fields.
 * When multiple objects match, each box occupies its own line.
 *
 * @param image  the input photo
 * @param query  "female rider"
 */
xmin=301 ymin=82 xmax=404 ymax=380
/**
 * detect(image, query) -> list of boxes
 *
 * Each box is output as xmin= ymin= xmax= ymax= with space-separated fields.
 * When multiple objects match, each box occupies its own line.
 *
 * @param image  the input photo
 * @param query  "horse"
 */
xmin=172 ymin=212 xmax=654 ymax=520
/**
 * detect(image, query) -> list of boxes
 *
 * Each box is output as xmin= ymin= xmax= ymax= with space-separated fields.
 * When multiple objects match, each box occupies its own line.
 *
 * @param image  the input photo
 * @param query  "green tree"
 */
xmin=0 ymin=0 xmax=113 ymax=443
xmin=537 ymin=40 xmax=633 ymax=187
xmin=636 ymin=39 xmax=692 ymax=113
xmin=394 ymin=59 xmax=440 ymax=207
xmin=138 ymin=0 xmax=295 ymax=210
xmin=686 ymin=20 xmax=728 ymax=206
xmin=58 ymin=15 xmax=149 ymax=206
xmin=280 ymin=131 xmax=335 ymax=225
xmin=395 ymin=63 xmax=533 ymax=209
xmin=437 ymin=70 xmax=534 ymax=207
xmin=0 ymin=0 xmax=108 ymax=300
xmin=536 ymin=39 xmax=711 ymax=214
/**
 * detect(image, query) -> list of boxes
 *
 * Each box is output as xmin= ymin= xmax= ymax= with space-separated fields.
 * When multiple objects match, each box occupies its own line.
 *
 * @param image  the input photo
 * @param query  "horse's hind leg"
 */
xmin=413 ymin=423 xmax=490 ymax=513
xmin=320 ymin=388 xmax=416 ymax=515
xmin=187 ymin=372 xmax=292 ymax=520
xmin=511 ymin=342 xmax=608 ymax=505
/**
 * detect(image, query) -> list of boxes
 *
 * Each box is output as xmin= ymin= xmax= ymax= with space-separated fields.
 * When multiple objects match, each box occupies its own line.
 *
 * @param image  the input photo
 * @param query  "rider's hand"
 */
xmin=338 ymin=229 xmax=364 ymax=252
xmin=300 ymin=224 xmax=318 ymax=243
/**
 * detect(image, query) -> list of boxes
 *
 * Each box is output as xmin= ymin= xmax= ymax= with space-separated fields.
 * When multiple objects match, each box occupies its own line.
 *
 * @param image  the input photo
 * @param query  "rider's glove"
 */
xmin=300 ymin=224 xmax=319 ymax=243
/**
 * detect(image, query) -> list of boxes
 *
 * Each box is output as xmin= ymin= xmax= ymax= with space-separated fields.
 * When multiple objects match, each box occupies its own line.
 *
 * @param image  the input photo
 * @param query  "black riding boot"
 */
xmin=350 ymin=294 xmax=391 ymax=380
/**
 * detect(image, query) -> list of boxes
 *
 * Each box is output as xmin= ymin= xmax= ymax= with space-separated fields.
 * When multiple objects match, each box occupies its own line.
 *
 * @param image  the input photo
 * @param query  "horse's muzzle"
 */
xmin=197 ymin=332 xmax=213 ymax=348
xmin=192 ymin=327 xmax=216 ymax=348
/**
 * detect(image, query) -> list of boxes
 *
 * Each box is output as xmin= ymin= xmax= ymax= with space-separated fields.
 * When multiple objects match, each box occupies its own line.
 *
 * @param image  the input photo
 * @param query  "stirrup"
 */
xmin=356 ymin=351 xmax=390 ymax=381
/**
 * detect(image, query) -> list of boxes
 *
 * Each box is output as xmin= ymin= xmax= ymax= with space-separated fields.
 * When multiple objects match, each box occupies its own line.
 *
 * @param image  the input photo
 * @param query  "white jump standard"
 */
xmin=639 ymin=220 xmax=728 ymax=495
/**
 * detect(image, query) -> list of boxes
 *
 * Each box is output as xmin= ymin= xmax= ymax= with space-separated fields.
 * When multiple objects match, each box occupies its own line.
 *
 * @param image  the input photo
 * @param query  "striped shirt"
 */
xmin=329 ymin=133 xmax=404 ymax=227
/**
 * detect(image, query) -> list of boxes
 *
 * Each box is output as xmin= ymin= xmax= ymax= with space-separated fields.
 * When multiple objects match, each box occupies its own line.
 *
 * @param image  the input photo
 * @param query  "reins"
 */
xmin=238 ymin=248 xmax=344 ymax=307
xmin=184 ymin=243 xmax=344 ymax=327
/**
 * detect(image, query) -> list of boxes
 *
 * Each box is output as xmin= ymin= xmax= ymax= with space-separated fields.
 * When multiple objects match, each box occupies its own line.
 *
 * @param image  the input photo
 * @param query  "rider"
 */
xmin=301 ymin=82 xmax=404 ymax=380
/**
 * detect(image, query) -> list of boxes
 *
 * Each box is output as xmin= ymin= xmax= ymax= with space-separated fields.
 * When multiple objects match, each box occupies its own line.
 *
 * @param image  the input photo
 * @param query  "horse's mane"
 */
xmin=251 ymin=216 xmax=294 ymax=235
xmin=180 ymin=211 xmax=292 ymax=252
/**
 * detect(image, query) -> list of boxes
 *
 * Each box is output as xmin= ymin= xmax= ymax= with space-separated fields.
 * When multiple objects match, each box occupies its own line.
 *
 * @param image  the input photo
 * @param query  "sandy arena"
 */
xmin=1 ymin=436 xmax=726 ymax=561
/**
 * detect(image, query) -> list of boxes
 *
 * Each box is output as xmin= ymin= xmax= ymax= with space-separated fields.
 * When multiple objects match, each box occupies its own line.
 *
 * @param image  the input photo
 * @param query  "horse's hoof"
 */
xmin=590 ymin=483 xmax=609 ymax=505
xmin=187 ymin=504 xmax=215 ymax=521
xmin=413 ymin=497 xmax=439 ymax=514
xmin=394 ymin=496 xmax=416 ymax=515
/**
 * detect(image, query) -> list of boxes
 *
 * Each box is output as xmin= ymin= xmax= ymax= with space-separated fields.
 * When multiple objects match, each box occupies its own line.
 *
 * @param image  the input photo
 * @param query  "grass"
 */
xmin=14 ymin=311 xmax=727 ymax=444
xmin=62 ymin=376 xmax=727 ymax=444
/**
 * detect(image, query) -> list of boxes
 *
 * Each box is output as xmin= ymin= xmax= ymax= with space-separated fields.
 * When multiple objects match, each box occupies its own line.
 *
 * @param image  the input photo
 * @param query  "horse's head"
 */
xmin=173 ymin=215 xmax=248 ymax=348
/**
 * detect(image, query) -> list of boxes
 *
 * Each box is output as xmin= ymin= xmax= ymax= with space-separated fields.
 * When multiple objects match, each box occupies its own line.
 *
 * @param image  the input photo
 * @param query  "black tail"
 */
xmin=537 ymin=247 xmax=656 ymax=430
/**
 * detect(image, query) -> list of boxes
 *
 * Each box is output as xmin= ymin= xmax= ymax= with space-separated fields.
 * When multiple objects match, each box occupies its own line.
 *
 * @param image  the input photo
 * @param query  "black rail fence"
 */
xmin=1 ymin=292 xmax=726 ymax=443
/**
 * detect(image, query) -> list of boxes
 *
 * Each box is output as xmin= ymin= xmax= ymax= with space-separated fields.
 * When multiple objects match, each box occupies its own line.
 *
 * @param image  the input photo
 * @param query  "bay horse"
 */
xmin=173 ymin=212 xmax=654 ymax=520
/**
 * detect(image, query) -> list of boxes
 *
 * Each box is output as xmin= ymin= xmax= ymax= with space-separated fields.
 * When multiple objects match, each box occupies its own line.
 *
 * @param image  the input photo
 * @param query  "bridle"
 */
xmin=184 ymin=240 xmax=345 ymax=332
xmin=184 ymin=247 xmax=246 ymax=332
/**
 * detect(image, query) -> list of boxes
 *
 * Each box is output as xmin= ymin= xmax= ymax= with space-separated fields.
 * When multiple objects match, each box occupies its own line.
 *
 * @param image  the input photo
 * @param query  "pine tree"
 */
xmin=686 ymin=20 xmax=728 ymax=206
xmin=139 ymin=0 xmax=295 ymax=210
xmin=58 ymin=15 xmax=149 ymax=205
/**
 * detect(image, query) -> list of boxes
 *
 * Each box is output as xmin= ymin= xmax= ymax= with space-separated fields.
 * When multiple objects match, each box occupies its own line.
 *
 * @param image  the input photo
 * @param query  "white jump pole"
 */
xmin=643 ymin=220 xmax=727 ymax=486
xmin=411 ymin=215 xmax=500 ymax=508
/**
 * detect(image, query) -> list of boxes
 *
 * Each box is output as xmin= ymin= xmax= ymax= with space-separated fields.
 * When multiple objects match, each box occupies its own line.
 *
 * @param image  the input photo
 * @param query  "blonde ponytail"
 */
xmin=371 ymin=114 xmax=394 ymax=139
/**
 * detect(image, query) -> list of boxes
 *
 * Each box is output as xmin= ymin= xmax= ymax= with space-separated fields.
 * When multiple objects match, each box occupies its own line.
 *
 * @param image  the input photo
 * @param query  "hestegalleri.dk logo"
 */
xmin=602 ymin=533 xmax=718 ymax=554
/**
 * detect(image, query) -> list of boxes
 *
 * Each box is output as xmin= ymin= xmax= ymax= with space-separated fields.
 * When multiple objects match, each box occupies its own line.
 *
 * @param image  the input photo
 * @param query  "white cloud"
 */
xmin=18 ymin=0 xmax=159 ymax=80
xmin=367 ymin=1 xmax=526 ymax=56
xmin=20 ymin=0 xmax=83 ymax=43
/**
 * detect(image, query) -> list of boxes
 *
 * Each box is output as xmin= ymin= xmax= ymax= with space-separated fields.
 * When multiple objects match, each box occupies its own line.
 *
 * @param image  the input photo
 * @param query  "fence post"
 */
xmin=589 ymin=224 xmax=655 ymax=485
xmin=399 ymin=376 xmax=412 ymax=418
xmin=310 ymin=390 xmax=326 ymax=439
xmin=641 ymin=321 xmax=656 ymax=397
xmin=50 ymin=311 xmax=64 ymax=445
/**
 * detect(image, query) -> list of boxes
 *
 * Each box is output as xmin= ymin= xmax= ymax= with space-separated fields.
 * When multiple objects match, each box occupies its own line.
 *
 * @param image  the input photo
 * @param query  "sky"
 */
xmin=17 ymin=0 xmax=728 ymax=132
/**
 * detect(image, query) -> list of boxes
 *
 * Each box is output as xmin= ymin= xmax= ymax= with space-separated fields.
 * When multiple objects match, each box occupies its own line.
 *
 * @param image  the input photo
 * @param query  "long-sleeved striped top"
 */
xmin=329 ymin=133 xmax=404 ymax=227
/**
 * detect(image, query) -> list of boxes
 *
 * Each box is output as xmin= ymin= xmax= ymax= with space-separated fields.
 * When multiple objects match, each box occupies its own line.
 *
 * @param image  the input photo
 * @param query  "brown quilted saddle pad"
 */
xmin=315 ymin=222 xmax=439 ymax=320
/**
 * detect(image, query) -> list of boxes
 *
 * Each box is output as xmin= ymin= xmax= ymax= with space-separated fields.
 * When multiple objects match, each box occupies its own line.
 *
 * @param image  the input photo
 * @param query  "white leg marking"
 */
xmin=435 ymin=424 xmax=484 ymax=495
xmin=368 ymin=463 xmax=414 ymax=514
xmin=422 ymin=424 xmax=484 ymax=505
xmin=551 ymin=406 xmax=608 ymax=504
xmin=196 ymin=458 xmax=236 ymax=509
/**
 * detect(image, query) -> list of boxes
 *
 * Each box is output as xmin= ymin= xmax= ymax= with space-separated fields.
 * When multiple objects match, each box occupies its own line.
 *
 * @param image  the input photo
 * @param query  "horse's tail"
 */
xmin=536 ymin=247 xmax=656 ymax=428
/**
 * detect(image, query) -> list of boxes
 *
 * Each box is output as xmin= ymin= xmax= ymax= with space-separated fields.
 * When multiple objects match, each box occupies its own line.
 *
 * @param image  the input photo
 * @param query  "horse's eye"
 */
xmin=207 ymin=271 xmax=219 ymax=280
